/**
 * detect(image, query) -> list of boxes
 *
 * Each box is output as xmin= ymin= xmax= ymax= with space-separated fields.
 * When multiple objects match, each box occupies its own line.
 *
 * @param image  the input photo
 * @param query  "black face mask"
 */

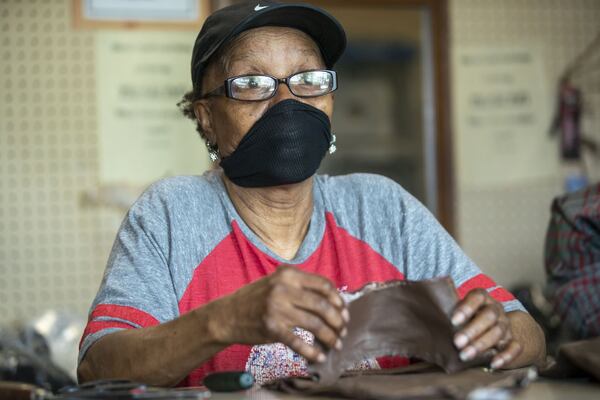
xmin=220 ymin=99 xmax=333 ymax=187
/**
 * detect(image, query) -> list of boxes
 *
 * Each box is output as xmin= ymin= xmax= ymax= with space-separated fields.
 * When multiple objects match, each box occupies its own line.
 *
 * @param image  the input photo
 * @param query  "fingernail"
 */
xmin=335 ymin=339 xmax=343 ymax=351
xmin=317 ymin=353 xmax=326 ymax=363
xmin=342 ymin=308 xmax=350 ymax=323
xmin=452 ymin=312 xmax=466 ymax=326
xmin=454 ymin=333 xmax=468 ymax=349
xmin=340 ymin=327 xmax=348 ymax=338
xmin=491 ymin=358 xmax=504 ymax=369
xmin=459 ymin=346 xmax=476 ymax=362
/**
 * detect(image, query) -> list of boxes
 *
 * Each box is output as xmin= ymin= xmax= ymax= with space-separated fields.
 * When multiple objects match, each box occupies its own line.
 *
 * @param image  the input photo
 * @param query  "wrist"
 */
xmin=505 ymin=311 xmax=546 ymax=368
xmin=201 ymin=296 xmax=234 ymax=346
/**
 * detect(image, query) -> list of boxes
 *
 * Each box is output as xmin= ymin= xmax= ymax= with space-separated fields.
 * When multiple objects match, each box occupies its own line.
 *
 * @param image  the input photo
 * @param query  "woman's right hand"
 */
xmin=210 ymin=265 xmax=348 ymax=363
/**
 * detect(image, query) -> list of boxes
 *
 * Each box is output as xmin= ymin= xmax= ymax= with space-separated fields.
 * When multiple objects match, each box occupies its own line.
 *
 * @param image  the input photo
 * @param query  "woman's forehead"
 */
xmin=226 ymin=27 xmax=323 ymax=66
xmin=236 ymin=26 xmax=319 ymax=47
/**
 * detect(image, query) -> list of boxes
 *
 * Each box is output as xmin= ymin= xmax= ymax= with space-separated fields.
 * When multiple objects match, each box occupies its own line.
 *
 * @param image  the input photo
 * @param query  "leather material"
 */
xmin=309 ymin=278 xmax=492 ymax=385
xmin=540 ymin=337 xmax=600 ymax=381
xmin=274 ymin=364 xmax=535 ymax=400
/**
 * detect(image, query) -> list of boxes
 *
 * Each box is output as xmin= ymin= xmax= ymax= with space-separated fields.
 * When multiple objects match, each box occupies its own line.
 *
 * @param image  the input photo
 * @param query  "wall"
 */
xmin=450 ymin=0 xmax=600 ymax=288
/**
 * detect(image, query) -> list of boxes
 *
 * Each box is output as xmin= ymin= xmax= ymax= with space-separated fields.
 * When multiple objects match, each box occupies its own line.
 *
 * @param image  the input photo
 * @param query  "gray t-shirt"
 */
xmin=80 ymin=170 xmax=525 ymax=385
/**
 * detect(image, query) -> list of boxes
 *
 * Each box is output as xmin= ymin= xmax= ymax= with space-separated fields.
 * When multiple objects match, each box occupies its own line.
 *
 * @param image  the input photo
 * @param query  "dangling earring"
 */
xmin=328 ymin=134 xmax=337 ymax=154
xmin=206 ymin=140 xmax=220 ymax=162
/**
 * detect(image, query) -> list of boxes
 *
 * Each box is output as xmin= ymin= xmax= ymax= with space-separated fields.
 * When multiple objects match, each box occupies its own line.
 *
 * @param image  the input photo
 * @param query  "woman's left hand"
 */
xmin=451 ymin=289 xmax=523 ymax=369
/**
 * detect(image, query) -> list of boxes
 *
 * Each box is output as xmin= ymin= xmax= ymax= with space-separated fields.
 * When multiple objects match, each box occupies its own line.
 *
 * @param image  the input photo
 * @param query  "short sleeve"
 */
xmin=78 ymin=188 xmax=179 ymax=365
xmin=399 ymin=187 xmax=526 ymax=314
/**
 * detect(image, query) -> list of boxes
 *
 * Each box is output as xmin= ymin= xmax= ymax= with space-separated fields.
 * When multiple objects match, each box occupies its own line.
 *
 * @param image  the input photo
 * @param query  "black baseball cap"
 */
xmin=191 ymin=1 xmax=347 ymax=92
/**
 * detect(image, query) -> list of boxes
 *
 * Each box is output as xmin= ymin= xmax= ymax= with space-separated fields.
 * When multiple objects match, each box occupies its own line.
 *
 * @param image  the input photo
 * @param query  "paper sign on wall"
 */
xmin=453 ymin=47 xmax=558 ymax=188
xmin=96 ymin=31 xmax=209 ymax=185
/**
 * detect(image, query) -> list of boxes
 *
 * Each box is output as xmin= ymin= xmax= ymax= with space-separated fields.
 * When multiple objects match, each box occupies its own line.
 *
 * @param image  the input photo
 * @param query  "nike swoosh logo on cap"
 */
xmin=254 ymin=4 xmax=268 ymax=11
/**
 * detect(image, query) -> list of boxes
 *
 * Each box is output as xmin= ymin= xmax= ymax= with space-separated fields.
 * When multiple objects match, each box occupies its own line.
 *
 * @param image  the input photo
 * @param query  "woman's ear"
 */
xmin=194 ymin=100 xmax=216 ymax=145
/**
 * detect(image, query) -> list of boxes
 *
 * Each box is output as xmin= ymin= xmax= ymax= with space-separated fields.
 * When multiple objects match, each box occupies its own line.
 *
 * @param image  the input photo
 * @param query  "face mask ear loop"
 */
xmin=329 ymin=134 xmax=337 ymax=154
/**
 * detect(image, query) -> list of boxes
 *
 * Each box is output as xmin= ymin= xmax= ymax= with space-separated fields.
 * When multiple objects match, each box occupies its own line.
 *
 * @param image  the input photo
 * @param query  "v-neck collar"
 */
xmin=211 ymin=170 xmax=327 ymax=265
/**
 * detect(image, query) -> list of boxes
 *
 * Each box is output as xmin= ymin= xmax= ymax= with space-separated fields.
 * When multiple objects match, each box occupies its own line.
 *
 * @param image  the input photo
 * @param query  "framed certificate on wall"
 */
xmin=73 ymin=0 xmax=213 ymax=30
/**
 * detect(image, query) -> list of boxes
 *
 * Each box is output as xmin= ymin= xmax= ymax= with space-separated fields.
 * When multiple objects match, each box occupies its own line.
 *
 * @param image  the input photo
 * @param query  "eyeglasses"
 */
xmin=202 ymin=69 xmax=337 ymax=101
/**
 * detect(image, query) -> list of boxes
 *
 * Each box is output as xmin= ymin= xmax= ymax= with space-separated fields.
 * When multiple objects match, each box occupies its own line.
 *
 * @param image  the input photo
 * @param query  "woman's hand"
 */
xmin=211 ymin=265 xmax=348 ymax=363
xmin=451 ymin=289 xmax=523 ymax=369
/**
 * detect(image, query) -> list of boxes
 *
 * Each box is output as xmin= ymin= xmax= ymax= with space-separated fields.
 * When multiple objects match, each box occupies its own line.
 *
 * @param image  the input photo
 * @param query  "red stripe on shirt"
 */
xmin=90 ymin=304 xmax=160 ymax=328
xmin=456 ymin=274 xmax=496 ymax=299
xmin=79 ymin=320 xmax=135 ymax=349
xmin=488 ymin=287 xmax=516 ymax=302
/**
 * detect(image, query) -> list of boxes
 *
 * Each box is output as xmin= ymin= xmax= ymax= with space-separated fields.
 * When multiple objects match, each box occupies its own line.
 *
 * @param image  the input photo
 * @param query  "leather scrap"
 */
xmin=273 ymin=365 xmax=535 ymax=400
xmin=309 ymin=278 xmax=492 ymax=385
xmin=540 ymin=337 xmax=600 ymax=381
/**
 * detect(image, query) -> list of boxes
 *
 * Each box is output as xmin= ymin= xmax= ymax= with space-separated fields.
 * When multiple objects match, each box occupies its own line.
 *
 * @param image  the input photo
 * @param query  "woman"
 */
xmin=78 ymin=1 xmax=545 ymax=387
